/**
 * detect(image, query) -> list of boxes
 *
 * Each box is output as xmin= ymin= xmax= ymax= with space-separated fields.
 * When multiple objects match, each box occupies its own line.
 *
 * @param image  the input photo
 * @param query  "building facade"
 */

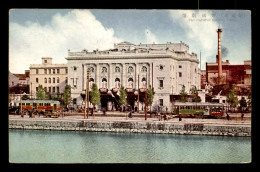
xmin=206 ymin=60 xmax=251 ymax=86
xmin=29 ymin=57 xmax=68 ymax=98
xmin=66 ymin=41 xmax=201 ymax=111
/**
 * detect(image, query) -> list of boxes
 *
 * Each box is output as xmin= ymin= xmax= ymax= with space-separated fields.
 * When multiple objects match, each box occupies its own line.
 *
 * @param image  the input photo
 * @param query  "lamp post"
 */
xmin=84 ymin=68 xmax=90 ymax=119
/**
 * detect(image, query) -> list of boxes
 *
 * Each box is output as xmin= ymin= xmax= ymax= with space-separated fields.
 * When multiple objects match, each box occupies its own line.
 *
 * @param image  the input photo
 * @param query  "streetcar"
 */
xmin=173 ymin=102 xmax=225 ymax=119
xmin=12 ymin=100 xmax=61 ymax=117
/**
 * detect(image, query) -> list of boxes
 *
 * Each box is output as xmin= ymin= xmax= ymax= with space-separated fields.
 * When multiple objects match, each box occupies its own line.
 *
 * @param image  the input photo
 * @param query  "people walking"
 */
xmin=241 ymin=113 xmax=244 ymax=121
xmin=226 ymin=113 xmax=230 ymax=120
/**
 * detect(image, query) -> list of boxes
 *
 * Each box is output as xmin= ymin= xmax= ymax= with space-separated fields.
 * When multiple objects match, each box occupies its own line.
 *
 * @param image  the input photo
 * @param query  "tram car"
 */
xmin=173 ymin=102 xmax=225 ymax=119
xmin=13 ymin=100 xmax=61 ymax=117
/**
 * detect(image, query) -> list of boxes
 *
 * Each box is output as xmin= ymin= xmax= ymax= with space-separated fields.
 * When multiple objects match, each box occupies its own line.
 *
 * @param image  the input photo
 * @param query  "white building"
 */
xmin=66 ymin=41 xmax=201 ymax=111
xmin=29 ymin=57 xmax=68 ymax=98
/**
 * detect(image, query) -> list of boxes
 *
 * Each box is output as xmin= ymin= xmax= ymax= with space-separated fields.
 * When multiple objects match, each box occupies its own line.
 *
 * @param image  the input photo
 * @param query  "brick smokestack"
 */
xmin=217 ymin=28 xmax=222 ymax=84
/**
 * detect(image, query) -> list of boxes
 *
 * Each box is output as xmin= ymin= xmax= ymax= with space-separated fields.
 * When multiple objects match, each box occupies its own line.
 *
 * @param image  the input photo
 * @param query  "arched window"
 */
xmin=89 ymin=78 xmax=94 ymax=89
xmin=128 ymin=78 xmax=134 ymax=88
xmin=102 ymin=67 xmax=107 ymax=73
xmin=44 ymin=78 xmax=47 ymax=83
xmin=141 ymin=66 xmax=147 ymax=72
xmin=128 ymin=66 xmax=134 ymax=73
xmin=115 ymin=66 xmax=120 ymax=72
xmin=102 ymin=78 xmax=107 ymax=88
xmin=141 ymin=77 xmax=147 ymax=88
xmin=115 ymin=78 xmax=120 ymax=88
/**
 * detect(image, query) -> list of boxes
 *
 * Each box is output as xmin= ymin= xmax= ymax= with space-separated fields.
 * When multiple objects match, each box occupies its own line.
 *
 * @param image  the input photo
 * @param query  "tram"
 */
xmin=12 ymin=100 xmax=61 ymax=117
xmin=173 ymin=102 xmax=225 ymax=119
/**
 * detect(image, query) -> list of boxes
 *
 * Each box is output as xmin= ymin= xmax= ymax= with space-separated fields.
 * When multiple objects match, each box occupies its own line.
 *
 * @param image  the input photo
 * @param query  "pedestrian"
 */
xmin=179 ymin=114 xmax=182 ymax=121
xmin=241 ymin=113 xmax=244 ymax=121
xmin=226 ymin=113 xmax=230 ymax=120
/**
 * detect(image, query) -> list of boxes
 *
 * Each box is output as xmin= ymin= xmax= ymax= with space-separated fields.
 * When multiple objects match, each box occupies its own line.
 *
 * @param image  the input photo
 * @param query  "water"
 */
xmin=9 ymin=129 xmax=251 ymax=163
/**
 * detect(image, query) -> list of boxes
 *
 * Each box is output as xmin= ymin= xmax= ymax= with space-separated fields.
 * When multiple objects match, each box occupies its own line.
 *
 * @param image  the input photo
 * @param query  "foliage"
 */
xmin=239 ymin=97 xmax=247 ymax=108
xmin=226 ymin=87 xmax=239 ymax=108
xmin=179 ymin=85 xmax=188 ymax=102
xmin=118 ymin=86 xmax=127 ymax=105
xmin=36 ymin=85 xmax=46 ymax=100
xmin=146 ymin=85 xmax=154 ymax=106
xmin=190 ymin=85 xmax=201 ymax=102
xmin=63 ymin=85 xmax=71 ymax=105
xmin=89 ymin=83 xmax=100 ymax=107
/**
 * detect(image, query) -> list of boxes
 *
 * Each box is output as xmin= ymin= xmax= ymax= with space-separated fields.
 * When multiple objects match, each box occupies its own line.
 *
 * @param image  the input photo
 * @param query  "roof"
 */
xmin=13 ymin=74 xmax=28 ymax=80
xmin=117 ymin=41 xmax=134 ymax=45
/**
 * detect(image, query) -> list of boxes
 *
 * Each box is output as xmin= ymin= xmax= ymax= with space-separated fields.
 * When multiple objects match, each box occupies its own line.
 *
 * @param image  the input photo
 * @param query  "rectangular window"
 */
xmin=179 ymin=72 xmax=182 ymax=77
xmin=179 ymin=65 xmax=182 ymax=68
xmin=57 ymin=69 xmax=60 ymax=74
xmin=53 ymin=77 xmax=55 ymax=83
xmin=66 ymin=77 xmax=68 ymax=84
xmin=159 ymin=99 xmax=163 ymax=106
xmin=26 ymin=103 xmax=30 ymax=105
xmin=159 ymin=80 xmax=163 ymax=88
xmin=44 ymin=69 xmax=47 ymax=74
xmin=57 ymin=77 xmax=59 ymax=83
xmin=49 ymin=78 xmax=51 ymax=83
xmin=48 ymin=87 xmax=51 ymax=93
xmin=73 ymin=98 xmax=77 ymax=105
xmin=36 ymin=87 xmax=38 ymax=92
xmin=49 ymin=69 xmax=51 ymax=74
xmin=44 ymin=60 xmax=47 ymax=63
xmin=66 ymin=68 xmax=68 ymax=74
xmin=57 ymin=87 xmax=59 ymax=93
xmin=36 ymin=69 xmax=38 ymax=74
xmin=53 ymin=69 xmax=55 ymax=74
xmin=44 ymin=87 xmax=47 ymax=92
xmin=53 ymin=87 xmax=55 ymax=93
xmin=36 ymin=78 xmax=38 ymax=83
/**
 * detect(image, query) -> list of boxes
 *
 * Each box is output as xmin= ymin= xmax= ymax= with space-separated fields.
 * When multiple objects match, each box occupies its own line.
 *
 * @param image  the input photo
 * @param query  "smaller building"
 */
xmin=29 ymin=57 xmax=68 ymax=99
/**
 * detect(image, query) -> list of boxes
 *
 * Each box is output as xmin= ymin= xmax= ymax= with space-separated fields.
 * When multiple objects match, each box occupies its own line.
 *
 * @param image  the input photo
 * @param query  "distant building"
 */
xmin=206 ymin=60 xmax=251 ymax=86
xmin=9 ymin=70 xmax=30 ymax=105
xmin=29 ymin=57 xmax=68 ymax=98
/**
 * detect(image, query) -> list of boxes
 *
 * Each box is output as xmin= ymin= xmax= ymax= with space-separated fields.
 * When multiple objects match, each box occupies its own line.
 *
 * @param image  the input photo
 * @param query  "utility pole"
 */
xmin=84 ymin=68 xmax=90 ymax=119
xmin=137 ymin=74 xmax=139 ymax=113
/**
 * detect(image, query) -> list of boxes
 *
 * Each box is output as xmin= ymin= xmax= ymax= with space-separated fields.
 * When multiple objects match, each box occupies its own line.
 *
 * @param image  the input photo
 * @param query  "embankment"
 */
xmin=9 ymin=119 xmax=251 ymax=137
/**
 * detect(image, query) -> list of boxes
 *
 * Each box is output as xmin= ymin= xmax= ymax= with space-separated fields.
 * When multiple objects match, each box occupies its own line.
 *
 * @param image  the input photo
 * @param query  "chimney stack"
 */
xmin=217 ymin=28 xmax=222 ymax=84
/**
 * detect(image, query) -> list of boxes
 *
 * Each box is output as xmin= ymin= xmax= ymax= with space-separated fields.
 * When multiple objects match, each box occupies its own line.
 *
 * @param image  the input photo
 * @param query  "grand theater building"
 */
xmin=66 ymin=41 xmax=201 ymax=112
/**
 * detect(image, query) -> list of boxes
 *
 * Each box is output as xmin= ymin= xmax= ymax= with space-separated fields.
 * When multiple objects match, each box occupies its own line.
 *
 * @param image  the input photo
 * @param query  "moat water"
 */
xmin=9 ymin=129 xmax=251 ymax=163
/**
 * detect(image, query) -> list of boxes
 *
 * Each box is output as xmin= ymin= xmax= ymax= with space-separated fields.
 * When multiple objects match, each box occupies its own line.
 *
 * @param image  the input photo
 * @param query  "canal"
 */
xmin=9 ymin=129 xmax=251 ymax=163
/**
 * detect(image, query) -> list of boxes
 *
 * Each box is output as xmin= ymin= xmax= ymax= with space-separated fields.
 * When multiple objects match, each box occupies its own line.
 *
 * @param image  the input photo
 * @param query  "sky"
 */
xmin=9 ymin=9 xmax=251 ymax=73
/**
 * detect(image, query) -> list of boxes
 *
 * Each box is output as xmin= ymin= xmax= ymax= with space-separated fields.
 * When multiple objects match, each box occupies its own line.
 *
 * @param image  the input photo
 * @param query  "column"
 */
xmin=135 ymin=63 xmax=139 ymax=89
xmin=96 ymin=64 xmax=100 ymax=89
xmin=109 ymin=63 xmax=113 ymax=89
xmin=122 ymin=63 xmax=126 ymax=87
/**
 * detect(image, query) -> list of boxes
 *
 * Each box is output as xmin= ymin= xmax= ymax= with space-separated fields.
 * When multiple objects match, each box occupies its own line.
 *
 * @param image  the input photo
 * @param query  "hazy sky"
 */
xmin=9 ymin=9 xmax=251 ymax=73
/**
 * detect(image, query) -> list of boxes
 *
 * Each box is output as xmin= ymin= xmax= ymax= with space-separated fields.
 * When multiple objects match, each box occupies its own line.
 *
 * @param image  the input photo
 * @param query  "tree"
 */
xmin=146 ymin=85 xmax=154 ymax=112
xmin=190 ymin=85 xmax=201 ymax=102
xmin=89 ymin=83 xmax=101 ymax=111
xmin=36 ymin=85 xmax=46 ymax=100
xmin=239 ymin=97 xmax=247 ymax=112
xmin=179 ymin=85 xmax=188 ymax=102
xmin=118 ymin=86 xmax=127 ymax=108
xmin=226 ymin=87 xmax=239 ymax=112
xmin=63 ymin=85 xmax=71 ymax=106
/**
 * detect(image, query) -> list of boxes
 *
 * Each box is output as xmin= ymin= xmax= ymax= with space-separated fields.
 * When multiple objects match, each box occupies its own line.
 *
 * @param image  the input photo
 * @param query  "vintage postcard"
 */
xmin=9 ymin=9 xmax=251 ymax=163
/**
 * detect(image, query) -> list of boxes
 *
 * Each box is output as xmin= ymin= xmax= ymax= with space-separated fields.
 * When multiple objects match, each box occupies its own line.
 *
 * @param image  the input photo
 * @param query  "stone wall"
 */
xmin=9 ymin=120 xmax=251 ymax=137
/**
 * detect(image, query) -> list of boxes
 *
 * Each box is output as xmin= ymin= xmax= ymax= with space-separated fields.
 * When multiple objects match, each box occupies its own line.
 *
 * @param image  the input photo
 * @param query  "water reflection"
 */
xmin=9 ymin=129 xmax=251 ymax=163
